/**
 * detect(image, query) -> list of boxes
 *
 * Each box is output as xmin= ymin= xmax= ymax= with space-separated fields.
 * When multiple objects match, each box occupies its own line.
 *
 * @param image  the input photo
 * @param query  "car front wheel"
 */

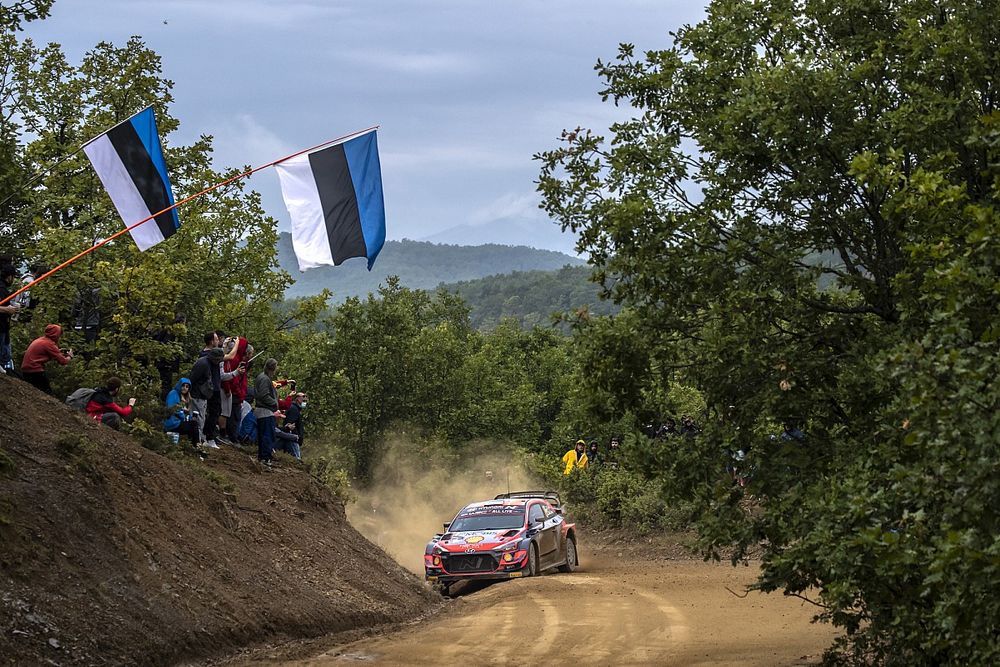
xmin=558 ymin=537 xmax=577 ymax=573
xmin=527 ymin=543 xmax=539 ymax=577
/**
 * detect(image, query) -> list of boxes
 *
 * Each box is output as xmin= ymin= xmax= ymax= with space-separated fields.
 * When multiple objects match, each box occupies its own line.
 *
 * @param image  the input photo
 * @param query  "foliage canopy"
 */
xmin=538 ymin=0 xmax=1000 ymax=663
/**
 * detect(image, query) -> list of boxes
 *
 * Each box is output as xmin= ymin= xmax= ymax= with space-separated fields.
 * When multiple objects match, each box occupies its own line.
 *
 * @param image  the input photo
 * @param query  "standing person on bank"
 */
xmin=254 ymin=358 xmax=281 ymax=467
xmin=20 ymin=324 xmax=72 ymax=394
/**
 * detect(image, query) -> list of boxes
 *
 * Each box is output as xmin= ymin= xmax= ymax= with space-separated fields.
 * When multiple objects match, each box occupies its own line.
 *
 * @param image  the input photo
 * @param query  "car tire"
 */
xmin=527 ymin=543 xmax=539 ymax=577
xmin=558 ymin=537 xmax=577 ymax=573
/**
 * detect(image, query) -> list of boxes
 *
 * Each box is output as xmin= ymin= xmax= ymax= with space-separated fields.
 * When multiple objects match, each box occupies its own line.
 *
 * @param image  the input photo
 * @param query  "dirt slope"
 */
xmin=0 ymin=374 xmax=439 ymax=666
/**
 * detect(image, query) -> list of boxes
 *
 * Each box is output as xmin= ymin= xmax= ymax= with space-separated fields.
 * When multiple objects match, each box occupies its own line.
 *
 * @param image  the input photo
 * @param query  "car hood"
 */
xmin=434 ymin=529 xmax=523 ymax=553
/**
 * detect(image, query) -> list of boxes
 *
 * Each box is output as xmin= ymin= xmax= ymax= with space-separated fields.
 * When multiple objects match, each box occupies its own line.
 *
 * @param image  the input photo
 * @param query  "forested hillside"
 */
xmin=278 ymin=232 xmax=585 ymax=299
xmin=439 ymin=265 xmax=619 ymax=330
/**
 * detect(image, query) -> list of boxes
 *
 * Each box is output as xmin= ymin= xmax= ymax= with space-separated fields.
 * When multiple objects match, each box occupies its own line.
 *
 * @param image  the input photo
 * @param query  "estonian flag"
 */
xmin=82 ymin=107 xmax=179 ymax=252
xmin=275 ymin=129 xmax=386 ymax=271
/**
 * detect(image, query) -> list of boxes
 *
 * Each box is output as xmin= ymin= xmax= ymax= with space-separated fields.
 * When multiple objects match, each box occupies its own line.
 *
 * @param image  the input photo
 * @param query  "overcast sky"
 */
xmin=24 ymin=0 xmax=705 ymax=254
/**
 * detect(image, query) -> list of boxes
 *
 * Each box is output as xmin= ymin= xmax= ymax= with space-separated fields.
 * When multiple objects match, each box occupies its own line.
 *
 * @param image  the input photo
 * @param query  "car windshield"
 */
xmin=449 ymin=507 xmax=525 ymax=532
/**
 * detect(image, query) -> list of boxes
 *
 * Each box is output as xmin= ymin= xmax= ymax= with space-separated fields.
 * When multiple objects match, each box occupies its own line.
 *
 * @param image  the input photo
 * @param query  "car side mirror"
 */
xmin=442 ymin=522 xmax=451 ymax=532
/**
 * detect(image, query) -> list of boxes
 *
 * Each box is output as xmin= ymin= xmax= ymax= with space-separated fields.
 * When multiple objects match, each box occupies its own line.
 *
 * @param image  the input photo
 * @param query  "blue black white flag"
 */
xmin=83 ymin=107 xmax=179 ymax=251
xmin=275 ymin=129 xmax=386 ymax=271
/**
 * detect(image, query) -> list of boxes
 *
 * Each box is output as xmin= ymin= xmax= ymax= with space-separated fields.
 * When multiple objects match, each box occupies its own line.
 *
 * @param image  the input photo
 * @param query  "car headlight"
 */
xmin=498 ymin=540 xmax=519 ymax=552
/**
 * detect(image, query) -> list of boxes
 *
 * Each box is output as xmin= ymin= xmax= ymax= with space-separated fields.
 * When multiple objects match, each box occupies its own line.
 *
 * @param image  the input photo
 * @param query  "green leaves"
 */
xmin=538 ymin=0 xmax=1000 ymax=662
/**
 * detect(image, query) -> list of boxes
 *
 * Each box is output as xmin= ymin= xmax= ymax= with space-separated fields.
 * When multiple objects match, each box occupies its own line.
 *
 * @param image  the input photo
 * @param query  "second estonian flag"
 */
xmin=83 ymin=107 xmax=179 ymax=251
xmin=275 ymin=129 xmax=386 ymax=272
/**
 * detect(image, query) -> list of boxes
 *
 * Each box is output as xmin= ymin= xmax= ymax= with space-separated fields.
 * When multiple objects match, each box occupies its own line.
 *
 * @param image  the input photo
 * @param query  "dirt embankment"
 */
xmin=0 ymin=374 xmax=439 ymax=666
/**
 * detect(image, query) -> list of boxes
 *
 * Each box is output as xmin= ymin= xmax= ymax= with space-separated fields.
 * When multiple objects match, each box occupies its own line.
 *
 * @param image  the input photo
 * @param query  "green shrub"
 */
xmin=0 ymin=446 xmax=14 ymax=477
xmin=308 ymin=455 xmax=353 ymax=504
xmin=125 ymin=418 xmax=172 ymax=453
xmin=54 ymin=434 xmax=98 ymax=474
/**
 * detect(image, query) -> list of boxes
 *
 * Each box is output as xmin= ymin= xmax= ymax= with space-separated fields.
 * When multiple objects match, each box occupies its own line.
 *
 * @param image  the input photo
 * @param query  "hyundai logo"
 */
xmin=466 ymin=548 xmax=476 ymax=553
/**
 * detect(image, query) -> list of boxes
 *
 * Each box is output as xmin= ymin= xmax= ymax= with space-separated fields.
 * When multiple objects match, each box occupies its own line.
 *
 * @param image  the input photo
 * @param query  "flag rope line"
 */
xmin=0 ymin=124 xmax=380 ymax=307
xmin=0 ymin=106 xmax=154 ymax=211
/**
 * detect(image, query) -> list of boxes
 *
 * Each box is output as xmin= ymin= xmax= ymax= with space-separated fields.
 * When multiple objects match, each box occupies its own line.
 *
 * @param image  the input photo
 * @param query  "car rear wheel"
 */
xmin=527 ymin=544 xmax=539 ymax=577
xmin=558 ymin=537 xmax=577 ymax=573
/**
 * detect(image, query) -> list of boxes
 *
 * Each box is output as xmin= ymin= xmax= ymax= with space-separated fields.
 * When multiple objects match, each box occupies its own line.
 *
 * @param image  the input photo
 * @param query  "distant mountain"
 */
xmin=438 ymin=264 xmax=620 ymax=331
xmin=419 ymin=218 xmax=580 ymax=256
xmin=278 ymin=233 xmax=586 ymax=300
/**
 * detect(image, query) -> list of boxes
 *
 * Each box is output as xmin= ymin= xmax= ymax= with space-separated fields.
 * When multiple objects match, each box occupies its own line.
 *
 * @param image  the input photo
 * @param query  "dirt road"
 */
xmin=235 ymin=551 xmax=838 ymax=667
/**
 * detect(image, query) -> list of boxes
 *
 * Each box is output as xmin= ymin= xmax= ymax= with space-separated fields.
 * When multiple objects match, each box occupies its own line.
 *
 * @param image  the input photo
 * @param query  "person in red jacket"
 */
xmin=85 ymin=376 xmax=135 ymax=430
xmin=221 ymin=336 xmax=249 ymax=443
xmin=20 ymin=324 xmax=73 ymax=394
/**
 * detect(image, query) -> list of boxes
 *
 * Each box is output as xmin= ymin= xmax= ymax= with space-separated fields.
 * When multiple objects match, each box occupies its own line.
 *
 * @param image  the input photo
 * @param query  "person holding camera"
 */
xmin=84 ymin=376 xmax=136 ymax=431
xmin=20 ymin=323 xmax=73 ymax=394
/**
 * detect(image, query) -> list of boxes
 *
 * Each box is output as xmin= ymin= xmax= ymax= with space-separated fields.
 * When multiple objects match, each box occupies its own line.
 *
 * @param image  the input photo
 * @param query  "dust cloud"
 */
xmin=347 ymin=437 xmax=540 ymax=573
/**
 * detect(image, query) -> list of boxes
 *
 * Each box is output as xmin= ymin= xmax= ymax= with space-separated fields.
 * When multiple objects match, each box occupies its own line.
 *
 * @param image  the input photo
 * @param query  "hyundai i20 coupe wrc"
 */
xmin=424 ymin=491 xmax=578 ymax=594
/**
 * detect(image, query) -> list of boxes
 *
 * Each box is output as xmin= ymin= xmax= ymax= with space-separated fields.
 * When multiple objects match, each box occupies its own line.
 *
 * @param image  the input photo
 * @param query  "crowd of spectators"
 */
xmin=159 ymin=330 xmax=308 ymax=468
xmin=560 ymin=416 xmax=703 ymax=476
xmin=0 ymin=258 xmax=309 ymax=471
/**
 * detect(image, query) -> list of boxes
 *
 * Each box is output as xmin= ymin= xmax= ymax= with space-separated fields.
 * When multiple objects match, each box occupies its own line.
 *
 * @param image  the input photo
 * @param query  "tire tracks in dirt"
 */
xmin=233 ymin=555 xmax=837 ymax=667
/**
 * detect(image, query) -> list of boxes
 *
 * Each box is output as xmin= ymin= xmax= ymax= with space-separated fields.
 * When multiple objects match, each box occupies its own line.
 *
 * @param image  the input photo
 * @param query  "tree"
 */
xmin=538 ymin=0 xmax=1000 ymax=662
xmin=1 ymin=30 xmax=290 ymax=400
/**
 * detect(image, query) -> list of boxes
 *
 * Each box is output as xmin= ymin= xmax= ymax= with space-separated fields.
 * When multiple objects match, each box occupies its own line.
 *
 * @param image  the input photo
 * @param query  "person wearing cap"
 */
xmin=20 ymin=324 xmax=73 ymax=394
xmin=562 ymin=439 xmax=589 ymax=475
xmin=85 ymin=376 xmax=135 ymax=430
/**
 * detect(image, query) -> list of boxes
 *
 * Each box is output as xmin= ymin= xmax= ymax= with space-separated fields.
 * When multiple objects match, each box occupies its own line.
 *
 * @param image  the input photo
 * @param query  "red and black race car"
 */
xmin=424 ymin=491 xmax=578 ymax=594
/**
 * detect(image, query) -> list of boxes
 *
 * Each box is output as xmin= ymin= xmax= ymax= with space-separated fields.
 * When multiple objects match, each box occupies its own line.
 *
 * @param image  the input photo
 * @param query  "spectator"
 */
xmin=680 ymin=415 xmax=700 ymax=437
xmin=562 ymin=439 xmax=589 ymax=475
xmin=222 ymin=336 xmax=250 ymax=443
xmin=189 ymin=345 xmax=225 ymax=448
xmin=781 ymin=421 xmax=806 ymax=443
xmin=163 ymin=377 xmax=199 ymax=446
xmin=254 ymin=358 xmax=280 ymax=467
xmin=11 ymin=262 xmax=47 ymax=320
xmin=658 ymin=418 xmax=678 ymax=438
xmin=216 ymin=334 xmax=243 ymax=444
xmin=20 ymin=324 xmax=72 ymax=394
xmin=606 ymin=435 xmax=621 ymax=468
xmin=586 ymin=440 xmax=601 ymax=466
xmin=0 ymin=264 xmax=22 ymax=373
xmin=280 ymin=392 xmax=307 ymax=460
xmin=71 ymin=287 xmax=101 ymax=343
xmin=153 ymin=313 xmax=186 ymax=400
xmin=85 ymin=376 xmax=135 ymax=430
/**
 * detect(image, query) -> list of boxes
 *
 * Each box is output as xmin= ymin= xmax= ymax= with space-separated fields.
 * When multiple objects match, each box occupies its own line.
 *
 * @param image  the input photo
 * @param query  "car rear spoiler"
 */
xmin=494 ymin=490 xmax=563 ymax=510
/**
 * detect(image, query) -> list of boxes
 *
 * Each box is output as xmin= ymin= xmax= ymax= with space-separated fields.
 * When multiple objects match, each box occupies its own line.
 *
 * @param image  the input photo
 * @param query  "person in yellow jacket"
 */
xmin=562 ymin=439 xmax=589 ymax=475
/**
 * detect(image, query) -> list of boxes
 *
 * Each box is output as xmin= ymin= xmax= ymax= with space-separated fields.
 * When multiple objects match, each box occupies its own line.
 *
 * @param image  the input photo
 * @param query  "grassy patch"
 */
xmin=307 ymin=456 xmax=353 ymax=504
xmin=174 ymin=458 xmax=236 ymax=493
xmin=54 ymin=434 xmax=99 ymax=474
xmin=0 ymin=446 xmax=14 ymax=477
xmin=125 ymin=419 xmax=173 ymax=454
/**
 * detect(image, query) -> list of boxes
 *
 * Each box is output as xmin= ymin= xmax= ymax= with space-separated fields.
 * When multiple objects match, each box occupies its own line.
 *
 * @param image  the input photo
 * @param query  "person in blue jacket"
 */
xmin=164 ymin=377 xmax=200 ymax=446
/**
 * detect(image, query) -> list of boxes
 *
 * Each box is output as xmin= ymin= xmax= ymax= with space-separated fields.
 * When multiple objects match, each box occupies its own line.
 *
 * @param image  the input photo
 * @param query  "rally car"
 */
xmin=424 ymin=491 xmax=578 ymax=594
